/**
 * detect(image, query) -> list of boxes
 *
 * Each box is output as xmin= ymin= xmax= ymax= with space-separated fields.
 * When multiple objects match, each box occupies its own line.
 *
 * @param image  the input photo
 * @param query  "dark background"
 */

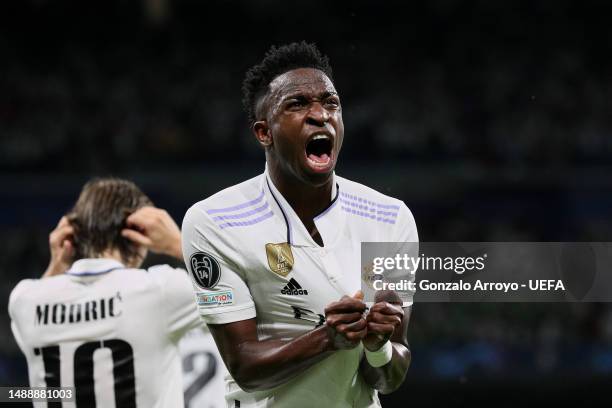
xmin=1 ymin=0 xmax=612 ymax=406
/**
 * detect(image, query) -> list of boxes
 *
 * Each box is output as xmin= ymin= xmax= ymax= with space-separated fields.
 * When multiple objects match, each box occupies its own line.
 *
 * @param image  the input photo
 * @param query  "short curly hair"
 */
xmin=242 ymin=41 xmax=334 ymax=124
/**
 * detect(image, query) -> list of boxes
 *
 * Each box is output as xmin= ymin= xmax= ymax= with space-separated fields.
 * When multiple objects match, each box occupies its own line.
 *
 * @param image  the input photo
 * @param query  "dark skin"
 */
xmin=254 ymin=68 xmax=343 ymax=245
xmin=360 ymin=290 xmax=412 ymax=395
xmin=209 ymin=293 xmax=367 ymax=392
xmin=208 ymin=68 xmax=411 ymax=393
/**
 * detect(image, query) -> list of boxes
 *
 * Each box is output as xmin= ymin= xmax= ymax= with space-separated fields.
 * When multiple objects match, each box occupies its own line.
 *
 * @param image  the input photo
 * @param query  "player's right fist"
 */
xmin=324 ymin=291 xmax=367 ymax=350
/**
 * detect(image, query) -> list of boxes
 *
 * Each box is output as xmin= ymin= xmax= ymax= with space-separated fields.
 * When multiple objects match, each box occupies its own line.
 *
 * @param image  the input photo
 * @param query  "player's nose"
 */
xmin=305 ymin=102 xmax=330 ymax=127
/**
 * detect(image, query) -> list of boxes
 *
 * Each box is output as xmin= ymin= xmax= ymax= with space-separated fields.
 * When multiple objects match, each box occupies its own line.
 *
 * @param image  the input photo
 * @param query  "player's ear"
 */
xmin=253 ymin=120 xmax=273 ymax=148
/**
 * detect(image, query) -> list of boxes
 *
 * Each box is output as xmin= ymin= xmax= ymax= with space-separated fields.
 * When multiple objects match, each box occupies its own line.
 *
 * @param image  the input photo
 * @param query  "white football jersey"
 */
xmin=182 ymin=168 xmax=418 ymax=408
xmin=179 ymin=327 xmax=226 ymax=408
xmin=8 ymin=258 xmax=203 ymax=408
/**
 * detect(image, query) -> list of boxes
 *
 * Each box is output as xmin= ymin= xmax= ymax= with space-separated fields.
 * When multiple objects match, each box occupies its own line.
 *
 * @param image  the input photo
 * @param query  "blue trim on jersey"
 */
xmin=67 ymin=267 xmax=122 ymax=276
xmin=266 ymin=179 xmax=341 ymax=245
xmin=313 ymin=183 xmax=340 ymax=221
xmin=266 ymin=178 xmax=292 ymax=244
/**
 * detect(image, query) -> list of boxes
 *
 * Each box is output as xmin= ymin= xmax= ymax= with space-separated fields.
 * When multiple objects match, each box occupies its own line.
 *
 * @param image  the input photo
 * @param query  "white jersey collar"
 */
xmin=263 ymin=165 xmax=343 ymax=248
xmin=67 ymin=258 xmax=125 ymax=276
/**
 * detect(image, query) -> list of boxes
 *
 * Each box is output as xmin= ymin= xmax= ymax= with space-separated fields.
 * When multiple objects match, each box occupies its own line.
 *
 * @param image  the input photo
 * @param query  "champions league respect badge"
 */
xmin=266 ymin=243 xmax=294 ymax=277
xmin=189 ymin=252 xmax=221 ymax=289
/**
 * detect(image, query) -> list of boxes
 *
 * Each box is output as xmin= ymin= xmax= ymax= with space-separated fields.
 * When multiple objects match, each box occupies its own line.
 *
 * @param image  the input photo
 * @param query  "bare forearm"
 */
xmin=213 ymin=325 xmax=334 ymax=391
xmin=360 ymin=342 xmax=411 ymax=394
xmin=210 ymin=294 xmax=367 ymax=392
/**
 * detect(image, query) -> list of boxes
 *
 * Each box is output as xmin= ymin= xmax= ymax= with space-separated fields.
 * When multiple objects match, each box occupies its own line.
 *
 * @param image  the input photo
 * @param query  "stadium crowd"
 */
xmin=1 ymin=0 xmax=611 ymax=404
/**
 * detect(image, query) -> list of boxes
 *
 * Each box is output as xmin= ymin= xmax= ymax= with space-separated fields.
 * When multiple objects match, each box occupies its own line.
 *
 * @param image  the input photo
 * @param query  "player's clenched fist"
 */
xmin=324 ymin=291 xmax=367 ymax=350
xmin=362 ymin=301 xmax=403 ymax=352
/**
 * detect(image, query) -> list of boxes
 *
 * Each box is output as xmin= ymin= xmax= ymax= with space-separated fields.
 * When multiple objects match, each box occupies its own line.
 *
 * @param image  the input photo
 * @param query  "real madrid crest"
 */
xmin=265 ymin=242 xmax=294 ymax=277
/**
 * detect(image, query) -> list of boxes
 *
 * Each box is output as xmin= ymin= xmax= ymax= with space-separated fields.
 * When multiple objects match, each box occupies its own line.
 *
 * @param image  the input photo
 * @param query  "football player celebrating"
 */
xmin=9 ymin=178 xmax=202 ymax=407
xmin=182 ymin=42 xmax=418 ymax=407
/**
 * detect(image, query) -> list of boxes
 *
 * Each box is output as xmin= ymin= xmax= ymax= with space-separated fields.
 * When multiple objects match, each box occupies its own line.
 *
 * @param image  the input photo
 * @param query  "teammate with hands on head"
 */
xmin=44 ymin=205 xmax=182 ymax=278
xmin=182 ymin=42 xmax=418 ymax=407
xmin=10 ymin=178 xmax=202 ymax=408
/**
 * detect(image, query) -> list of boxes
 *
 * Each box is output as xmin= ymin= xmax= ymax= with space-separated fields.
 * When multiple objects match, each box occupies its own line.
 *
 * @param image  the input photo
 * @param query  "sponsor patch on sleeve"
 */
xmin=196 ymin=290 xmax=234 ymax=307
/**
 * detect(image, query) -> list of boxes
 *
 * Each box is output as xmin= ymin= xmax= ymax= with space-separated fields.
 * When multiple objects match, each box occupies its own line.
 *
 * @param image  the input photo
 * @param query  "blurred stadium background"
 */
xmin=1 ymin=0 xmax=612 ymax=406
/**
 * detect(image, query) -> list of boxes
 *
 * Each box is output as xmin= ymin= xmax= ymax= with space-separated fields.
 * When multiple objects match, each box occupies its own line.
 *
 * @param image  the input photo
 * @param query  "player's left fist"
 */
xmin=362 ymin=301 xmax=403 ymax=352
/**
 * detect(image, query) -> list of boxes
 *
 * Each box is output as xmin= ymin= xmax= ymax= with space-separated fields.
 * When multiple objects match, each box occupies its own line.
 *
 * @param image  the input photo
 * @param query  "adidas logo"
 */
xmin=281 ymin=278 xmax=309 ymax=295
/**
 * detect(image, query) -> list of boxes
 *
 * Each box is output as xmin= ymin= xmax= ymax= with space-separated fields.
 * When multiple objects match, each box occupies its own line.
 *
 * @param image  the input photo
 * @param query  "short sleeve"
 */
xmin=8 ymin=280 xmax=28 ymax=320
xmin=8 ymin=280 xmax=33 ymax=353
xmin=394 ymin=202 xmax=418 ymax=243
xmin=148 ymin=265 xmax=204 ymax=341
xmin=181 ymin=204 xmax=256 ymax=325
xmin=389 ymin=202 xmax=419 ymax=307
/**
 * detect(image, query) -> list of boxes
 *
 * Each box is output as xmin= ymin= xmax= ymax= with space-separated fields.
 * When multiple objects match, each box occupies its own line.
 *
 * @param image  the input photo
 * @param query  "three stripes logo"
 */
xmin=281 ymin=278 xmax=309 ymax=296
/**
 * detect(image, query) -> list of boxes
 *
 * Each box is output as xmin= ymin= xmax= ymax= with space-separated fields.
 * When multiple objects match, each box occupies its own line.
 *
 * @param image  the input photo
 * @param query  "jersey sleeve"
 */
xmin=390 ymin=202 xmax=419 ymax=307
xmin=181 ymin=204 xmax=256 ymax=325
xmin=394 ymin=202 xmax=419 ymax=243
xmin=8 ymin=280 xmax=33 ymax=353
xmin=8 ymin=279 xmax=27 ymax=320
xmin=148 ymin=265 xmax=204 ymax=342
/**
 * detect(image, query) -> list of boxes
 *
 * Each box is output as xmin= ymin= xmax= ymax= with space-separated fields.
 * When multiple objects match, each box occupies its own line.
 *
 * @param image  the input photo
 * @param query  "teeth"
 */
xmin=312 ymin=134 xmax=330 ymax=141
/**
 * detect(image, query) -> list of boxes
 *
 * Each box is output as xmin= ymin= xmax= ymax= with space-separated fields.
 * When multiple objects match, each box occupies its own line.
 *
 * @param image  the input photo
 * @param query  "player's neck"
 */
xmin=97 ymin=248 xmax=126 ymax=264
xmin=267 ymin=164 xmax=333 ymax=234
xmin=92 ymin=248 xmax=144 ymax=268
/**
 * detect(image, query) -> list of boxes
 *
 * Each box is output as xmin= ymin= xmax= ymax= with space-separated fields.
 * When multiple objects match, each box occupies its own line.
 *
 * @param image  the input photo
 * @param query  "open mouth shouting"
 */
xmin=305 ymin=133 xmax=335 ymax=173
